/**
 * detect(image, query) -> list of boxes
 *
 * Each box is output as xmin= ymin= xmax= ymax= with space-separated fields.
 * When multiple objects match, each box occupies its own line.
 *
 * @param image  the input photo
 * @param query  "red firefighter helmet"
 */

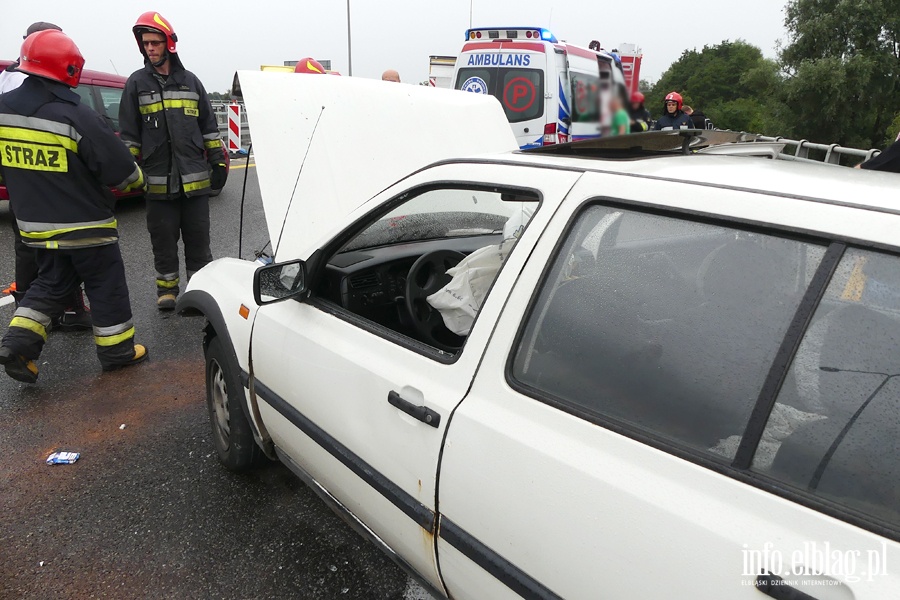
xmin=664 ymin=91 xmax=683 ymax=111
xmin=294 ymin=58 xmax=326 ymax=74
xmin=133 ymin=12 xmax=178 ymax=56
xmin=631 ymin=91 xmax=645 ymax=104
xmin=16 ymin=29 xmax=85 ymax=88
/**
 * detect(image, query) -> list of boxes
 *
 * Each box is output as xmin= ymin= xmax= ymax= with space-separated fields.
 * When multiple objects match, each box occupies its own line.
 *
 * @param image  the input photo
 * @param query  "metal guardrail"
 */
xmin=725 ymin=131 xmax=881 ymax=167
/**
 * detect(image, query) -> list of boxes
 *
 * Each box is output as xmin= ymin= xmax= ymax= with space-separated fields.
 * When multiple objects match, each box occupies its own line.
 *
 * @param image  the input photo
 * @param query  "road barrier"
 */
xmin=213 ymin=102 xmax=250 ymax=150
xmin=227 ymin=103 xmax=242 ymax=153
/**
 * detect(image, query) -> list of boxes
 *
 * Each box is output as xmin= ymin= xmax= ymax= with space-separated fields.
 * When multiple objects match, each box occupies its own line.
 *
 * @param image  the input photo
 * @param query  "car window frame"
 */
xmin=73 ymin=83 xmax=121 ymax=133
xmin=504 ymin=195 xmax=900 ymax=542
xmin=302 ymin=180 xmax=544 ymax=365
xmin=92 ymin=84 xmax=124 ymax=132
xmin=72 ymin=83 xmax=100 ymax=113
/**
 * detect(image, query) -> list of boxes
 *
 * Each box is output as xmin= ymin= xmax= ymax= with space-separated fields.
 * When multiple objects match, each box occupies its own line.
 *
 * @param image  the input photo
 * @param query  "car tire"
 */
xmin=205 ymin=335 xmax=263 ymax=471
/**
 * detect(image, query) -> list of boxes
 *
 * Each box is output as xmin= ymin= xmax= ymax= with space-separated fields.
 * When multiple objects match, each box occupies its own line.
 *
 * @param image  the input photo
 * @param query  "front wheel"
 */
xmin=205 ymin=335 xmax=263 ymax=471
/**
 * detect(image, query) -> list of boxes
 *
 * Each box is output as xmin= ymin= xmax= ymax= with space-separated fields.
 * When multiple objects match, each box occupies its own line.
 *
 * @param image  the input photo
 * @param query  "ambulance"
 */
xmin=453 ymin=27 xmax=641 ymax=149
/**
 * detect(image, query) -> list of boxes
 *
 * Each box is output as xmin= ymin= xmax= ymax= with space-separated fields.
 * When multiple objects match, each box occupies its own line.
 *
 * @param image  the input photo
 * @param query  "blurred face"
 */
xmin=141 ymin=32 xmax=166 ymax=63
xmin=381 ymin=69 xmax=400 ymax=83
xmin=665 ymin=100 xmax=678 ymax=114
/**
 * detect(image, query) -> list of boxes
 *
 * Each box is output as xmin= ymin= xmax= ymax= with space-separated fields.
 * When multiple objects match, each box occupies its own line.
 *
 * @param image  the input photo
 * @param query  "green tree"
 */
xmin=779 ymin=0 xmax=900 ymax=148
xmin=647 ymin=40 xmax=786 ymax=134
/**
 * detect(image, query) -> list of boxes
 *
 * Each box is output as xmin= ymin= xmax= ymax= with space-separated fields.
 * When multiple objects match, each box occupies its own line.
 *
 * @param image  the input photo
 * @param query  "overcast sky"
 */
xmin=3 ymin=1 xmax=790 ymax=91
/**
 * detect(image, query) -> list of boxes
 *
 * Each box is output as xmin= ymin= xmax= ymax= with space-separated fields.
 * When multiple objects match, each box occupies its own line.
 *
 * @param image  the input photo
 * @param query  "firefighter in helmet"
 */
xmin=119 ymin=12 xmax=226 ymax=310
xmin=0 ymin=30 xmax=148 ymax=383
xmin=294 ymin=58 xmax=327 ymax=74
xmin=629 ymin=91 xmax=652 ymax=132
xmin=653 ymin=91 xmax=693 ymax=130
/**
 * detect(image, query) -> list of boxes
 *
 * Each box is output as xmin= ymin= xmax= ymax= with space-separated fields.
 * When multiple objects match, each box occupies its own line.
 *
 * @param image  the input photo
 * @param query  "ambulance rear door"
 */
xmin=565 ymin=47 xmax=603 ymax=141
xmin=454 ymin=41 xmax=548 ymax=149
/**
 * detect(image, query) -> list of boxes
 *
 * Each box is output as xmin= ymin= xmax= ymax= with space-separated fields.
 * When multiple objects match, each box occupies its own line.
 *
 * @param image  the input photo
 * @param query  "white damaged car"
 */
xmin=179 ymin=71 xmax=900 ymax=599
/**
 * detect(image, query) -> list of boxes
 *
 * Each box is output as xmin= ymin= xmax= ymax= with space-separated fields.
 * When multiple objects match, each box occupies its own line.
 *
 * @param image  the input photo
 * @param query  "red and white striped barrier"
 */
xmin=227 ymin=103 xmax=241 ymax=153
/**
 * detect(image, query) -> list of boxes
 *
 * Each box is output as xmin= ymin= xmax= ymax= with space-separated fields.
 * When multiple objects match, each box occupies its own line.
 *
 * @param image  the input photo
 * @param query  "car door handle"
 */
xmin=387 ymin=391 xmax=440 ymax=428
xmin=755 ymin=572 xmax=819 ymax=600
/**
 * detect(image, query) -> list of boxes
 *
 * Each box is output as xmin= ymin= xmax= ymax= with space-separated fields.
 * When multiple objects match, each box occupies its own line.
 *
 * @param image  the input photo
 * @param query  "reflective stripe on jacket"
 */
xmin=119 ymin=61 xmax=224 ymax=200
xmin=0 ymin=77 xmax=144 ymax=248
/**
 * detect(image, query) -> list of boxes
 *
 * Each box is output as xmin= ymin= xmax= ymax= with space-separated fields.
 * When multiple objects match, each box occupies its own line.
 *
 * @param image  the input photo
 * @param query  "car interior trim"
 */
xmin=253 ymin=377 xmax=437 ymax=533
xmin=732 ymin=242 xmax=847 ymax=469
xmin=504 ymin=198 xmax=900 ymax=542
xmin=438 ymin=516 xmax=563 ymax=600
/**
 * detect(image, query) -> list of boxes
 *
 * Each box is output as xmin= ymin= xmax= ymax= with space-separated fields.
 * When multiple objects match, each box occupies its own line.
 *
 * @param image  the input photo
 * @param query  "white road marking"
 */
xmin=0 ymin=295 xmax=14 ymax=308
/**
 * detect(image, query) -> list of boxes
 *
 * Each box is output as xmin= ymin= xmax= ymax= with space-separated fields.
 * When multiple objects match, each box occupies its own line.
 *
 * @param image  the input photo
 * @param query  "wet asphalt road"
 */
xmin=0 ymin=163 xmax=436 ymax=599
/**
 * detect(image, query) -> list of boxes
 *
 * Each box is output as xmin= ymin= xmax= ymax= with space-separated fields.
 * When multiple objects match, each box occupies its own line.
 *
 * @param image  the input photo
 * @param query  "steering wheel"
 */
xmin=404 ymin=250 xmax=466 ymax=350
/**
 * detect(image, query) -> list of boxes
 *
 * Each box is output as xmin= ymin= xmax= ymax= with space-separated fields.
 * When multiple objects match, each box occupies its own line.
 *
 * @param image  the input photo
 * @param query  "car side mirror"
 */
xmin=253 ymin=259 xmax=308 ymax=305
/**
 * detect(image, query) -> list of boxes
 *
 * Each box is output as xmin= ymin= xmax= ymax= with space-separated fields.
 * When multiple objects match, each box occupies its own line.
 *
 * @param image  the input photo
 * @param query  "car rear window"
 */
xmin=512 ymin=204 xmax=825 ymax=456
xmin=752 ymin=247 xmax=900 ymax=529
xmin=455 ymin=67 xmax=544 ymax=124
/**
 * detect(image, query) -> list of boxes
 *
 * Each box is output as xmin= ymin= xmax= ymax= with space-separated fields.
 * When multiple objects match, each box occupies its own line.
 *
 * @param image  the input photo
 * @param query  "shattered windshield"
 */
xmin=342 ymin=212 xmax=507 ymax=251
xmin=341 ymin=188 xmax=534 ymax=252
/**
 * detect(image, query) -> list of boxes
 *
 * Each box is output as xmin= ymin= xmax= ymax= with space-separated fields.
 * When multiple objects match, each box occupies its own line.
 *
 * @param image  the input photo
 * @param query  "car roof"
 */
xmin=0 ymin=59 xmax=125 ymax=88
xmin=483 ymin=150 xmax=900 ymax=217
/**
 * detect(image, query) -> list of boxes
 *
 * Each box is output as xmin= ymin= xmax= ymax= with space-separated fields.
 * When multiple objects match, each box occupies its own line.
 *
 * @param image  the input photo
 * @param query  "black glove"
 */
xmin=210 ymin=163 xmax=227 ymax=190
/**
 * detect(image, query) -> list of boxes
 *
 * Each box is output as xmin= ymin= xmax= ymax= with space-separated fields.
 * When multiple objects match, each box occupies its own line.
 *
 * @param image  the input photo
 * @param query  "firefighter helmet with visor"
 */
xmin=133 ymin=11 xmax=178 ymax=58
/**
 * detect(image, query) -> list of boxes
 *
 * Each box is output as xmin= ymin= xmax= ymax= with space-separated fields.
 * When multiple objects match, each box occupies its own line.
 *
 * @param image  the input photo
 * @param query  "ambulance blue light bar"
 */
xmin=465 ymin=27 xmax=558 ymax=43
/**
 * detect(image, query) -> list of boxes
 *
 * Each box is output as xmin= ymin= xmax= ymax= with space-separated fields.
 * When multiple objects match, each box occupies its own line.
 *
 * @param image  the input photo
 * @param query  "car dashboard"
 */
xmin=319 ymin=234 xmax=504 ymax=338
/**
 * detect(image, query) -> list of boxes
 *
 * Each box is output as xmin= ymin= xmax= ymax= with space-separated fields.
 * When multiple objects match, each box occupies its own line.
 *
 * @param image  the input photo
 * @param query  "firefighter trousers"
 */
xmin=8 ymin=202 xmax=82 ymax=308
xmin=1 ymin=244 xmax=137 ymax=369
xmin=8 ymin=202 xmax=37 ymax=302
xmin=146 ymin=194 xmax=212 ymax=297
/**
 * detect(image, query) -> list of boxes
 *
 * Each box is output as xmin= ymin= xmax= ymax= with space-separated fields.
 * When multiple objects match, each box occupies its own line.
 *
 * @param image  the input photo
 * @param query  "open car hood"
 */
xmin=235 ymin=71 xmax=517 ymax=261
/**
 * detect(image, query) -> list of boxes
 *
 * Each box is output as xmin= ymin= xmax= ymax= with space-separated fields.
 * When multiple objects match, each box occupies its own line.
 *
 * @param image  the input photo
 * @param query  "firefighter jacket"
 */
xmin=653 ymin=110 xmax=694 ymax=131
xmin=119 ymin=58 xmax=224 ymax=200
xmin=0 ymin=77 xmax=145 ymax=249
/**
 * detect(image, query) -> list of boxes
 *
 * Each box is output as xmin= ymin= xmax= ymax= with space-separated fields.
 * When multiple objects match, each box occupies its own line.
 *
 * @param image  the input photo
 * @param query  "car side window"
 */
xmin=753 ymin=248 xmax=900 ymax=528
xmin=316 ymin=186 xmax=539 ymax=353
xmin=512 ymin=204 xmax=825 ymax=456
xmin=95 ymin=86 xmax=124 ymax=132
xmin=72 ymin=84 xmax=96 ymax=112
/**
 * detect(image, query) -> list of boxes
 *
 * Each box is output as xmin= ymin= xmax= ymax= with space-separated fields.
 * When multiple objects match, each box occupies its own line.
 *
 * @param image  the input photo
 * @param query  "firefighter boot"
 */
xmin=55 ymin=308 xmax=93 ymax=331
xmin=54 ymin=288 xmax=93 ymax=332
xmin=102 ymin=344 xmax=149 ymax=372
xmin=157 ymin=294 xmax=176 ymax=311
xmin=0 ymin=346 xmax=39 ymax=384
